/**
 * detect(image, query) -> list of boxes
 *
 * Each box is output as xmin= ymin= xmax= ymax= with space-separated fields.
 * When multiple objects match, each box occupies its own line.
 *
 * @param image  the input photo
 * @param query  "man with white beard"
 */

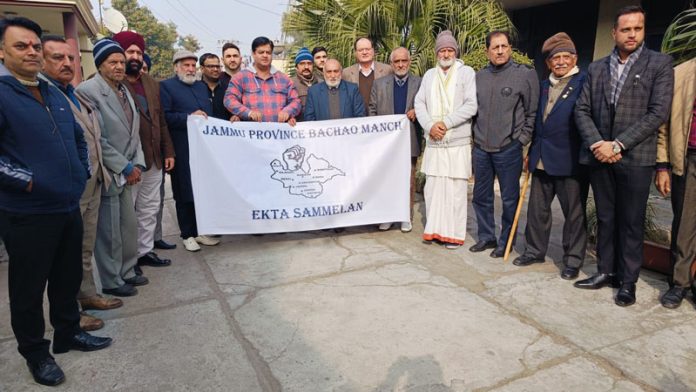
xmin=414 ymin=30 xmax=478 ymax=249
xmin=160 ymin=50 xmax=220 ymax=252
xmin=304 ymin=58 xmax=365 ymax=121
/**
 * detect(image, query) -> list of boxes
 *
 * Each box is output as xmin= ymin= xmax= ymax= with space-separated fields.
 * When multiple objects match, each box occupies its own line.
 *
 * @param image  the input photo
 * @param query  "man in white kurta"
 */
xmin=414 ymin=30 xmax=478 ymax=249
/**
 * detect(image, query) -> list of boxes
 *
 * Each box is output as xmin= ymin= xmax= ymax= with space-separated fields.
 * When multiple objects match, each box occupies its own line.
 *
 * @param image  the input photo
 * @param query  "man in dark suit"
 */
xmin=513 ymin=33 xmax=589 ymax=281
xmin=369 ymin=47 xmax=422 ymax=232
xmin=160 ymin=50 xmax=219 ymax=252
xmin=574 ymin=5 xmax=674 ymax=306
xmin=304 ymin=59 xmax=366 ymax=121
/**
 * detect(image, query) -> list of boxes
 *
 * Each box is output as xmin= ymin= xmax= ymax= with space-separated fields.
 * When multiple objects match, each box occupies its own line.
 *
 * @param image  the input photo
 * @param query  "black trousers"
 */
xmin=523 ymin=169 xmax=589 ymax=268
xmin=175 ymin=200 xmax=198 ymax=239
xmin=0 ymin=209 xmax=82 ymax=362
xmin=589 ymin=164 xmax=653 ymax=284
xmin=670 ymin=151 xmax=696 ymax=288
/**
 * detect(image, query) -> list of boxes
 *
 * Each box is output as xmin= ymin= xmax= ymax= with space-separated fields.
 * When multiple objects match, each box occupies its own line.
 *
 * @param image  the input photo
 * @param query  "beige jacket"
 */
xmin=657 ymin=57 xmax=696 ymax=176
xmin=342 ymin=61 xmax=392 ymax=84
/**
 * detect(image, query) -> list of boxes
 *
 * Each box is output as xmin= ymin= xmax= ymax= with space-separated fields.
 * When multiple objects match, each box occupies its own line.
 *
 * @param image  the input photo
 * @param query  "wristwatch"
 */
xmin=612 ymin=141 xmax=622 ymax=154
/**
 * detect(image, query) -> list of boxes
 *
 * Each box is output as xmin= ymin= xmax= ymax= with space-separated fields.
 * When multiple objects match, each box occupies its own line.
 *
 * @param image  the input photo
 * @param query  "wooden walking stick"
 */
xmin=504 ymin=170 xmax=532 ymax=262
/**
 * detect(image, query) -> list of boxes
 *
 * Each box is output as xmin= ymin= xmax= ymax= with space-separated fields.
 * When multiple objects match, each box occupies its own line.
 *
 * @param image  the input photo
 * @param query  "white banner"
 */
xmin=187 ymin=114 xmax=411 ymax=234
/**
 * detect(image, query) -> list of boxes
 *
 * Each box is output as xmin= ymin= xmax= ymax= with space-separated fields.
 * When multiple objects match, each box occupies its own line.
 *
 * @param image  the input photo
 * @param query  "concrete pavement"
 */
xmin=1 ymin=185 xmax=694 ymax=391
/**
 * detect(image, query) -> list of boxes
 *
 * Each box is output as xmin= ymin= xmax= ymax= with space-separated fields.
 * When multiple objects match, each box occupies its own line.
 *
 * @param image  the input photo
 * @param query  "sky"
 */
xmin=91 ymin=0 xmax=290 ymax=58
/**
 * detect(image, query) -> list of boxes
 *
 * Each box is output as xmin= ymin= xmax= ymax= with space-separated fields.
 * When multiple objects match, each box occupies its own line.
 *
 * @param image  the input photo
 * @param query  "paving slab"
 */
xmin=233 ymin=264 xmax=575 ymax=391
xmin=0 ymin=179 xmax=693 ymax=391
xmin=205 ymin=230 xmax=412 ymax=296
xmin=0 ymin=263 xmax=10 ymax=340
xmin=597 ymin=322 xmax=696 ymax=392
xmin=0 ymin=300 xmax=261 ymax=391
xmin=482 ymin=271 xmax=696 ymax=351
xmin=491 ymin=357 xmax=645 ymax=392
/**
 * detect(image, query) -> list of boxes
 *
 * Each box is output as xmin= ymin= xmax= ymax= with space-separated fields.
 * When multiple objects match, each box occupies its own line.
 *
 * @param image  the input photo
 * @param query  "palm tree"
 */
xmin=283 ymin=0 xmax=524 ymax=75
xmin=661 ymin=6 xmax=696 ymax=65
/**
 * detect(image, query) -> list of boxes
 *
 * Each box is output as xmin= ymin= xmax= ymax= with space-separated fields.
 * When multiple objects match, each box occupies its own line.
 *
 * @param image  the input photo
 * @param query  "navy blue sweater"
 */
xmin=0 ymin=76 xmax=89 ymax=214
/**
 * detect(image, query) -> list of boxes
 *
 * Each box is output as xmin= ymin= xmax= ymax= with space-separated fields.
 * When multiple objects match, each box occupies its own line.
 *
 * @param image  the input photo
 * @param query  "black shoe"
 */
xmin=27 ymin=357 xmax=65 ymax=386
xmin=134 ymin=264 xmax=143 ymax=276
xmin=103 ymin=284 xmax=138 ymax=297
xmin=469 ymin=240 xmax=497 ymax=253
xmin=561 ymin=266 xmax=580 ymax=280
xmin=154 ymin=239 xmax=176 ymax=250
xmin=490 ymin=247 xmax=505 ymax=258
xmin=138 ymin=252 xmax=171 ymax=267
xmin=513 ymin=255 xmax=544 ymax=266
xmin=53 ymin=331 xmax=112 ymax=354
xmin=615 ymin=283 xmax=636 ymax=307
xmin=661 ymin=286 xmax=689 ymax=309
xmin=123 ymin=275 xmax=149 ymax=286
xmin=573 ymin=273 xmax=619 ymax=290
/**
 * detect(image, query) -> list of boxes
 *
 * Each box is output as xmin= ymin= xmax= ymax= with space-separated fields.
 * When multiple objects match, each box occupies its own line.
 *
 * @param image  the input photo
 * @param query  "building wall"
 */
xmin=0 ymin=0 xmax=98 ymax=82
xmin=511 ymin=0 xmax=691 ymax=79
xmin=592 ymin=0 xmax=639 ymax=60
xmin=511 ymin=0 xmax=601 ymax=78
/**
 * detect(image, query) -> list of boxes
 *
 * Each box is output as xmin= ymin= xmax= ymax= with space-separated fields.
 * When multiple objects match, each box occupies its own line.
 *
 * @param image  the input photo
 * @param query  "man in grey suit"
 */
xmin=342 ymin=37 xmax=392 ymax=109
xmin=76 ymin=39 xmax=148 ymax=297
xmin=574 ymin=5 xmax=674 ymax=306
xmin=369 ymin=47 xmax=422 ymax=233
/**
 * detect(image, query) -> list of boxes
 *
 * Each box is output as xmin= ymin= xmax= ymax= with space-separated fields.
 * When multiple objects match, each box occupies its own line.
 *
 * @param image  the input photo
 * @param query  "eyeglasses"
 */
xmin=203 ymin=65 xmax=222 ymax=69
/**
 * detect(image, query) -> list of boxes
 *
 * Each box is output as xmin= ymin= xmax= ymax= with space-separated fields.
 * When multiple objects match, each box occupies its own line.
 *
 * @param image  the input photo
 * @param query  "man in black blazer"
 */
xmin=574 ymin=5 xmax=674 ymax=306
xmin=513 ymin=33 xmax=589 ymax=281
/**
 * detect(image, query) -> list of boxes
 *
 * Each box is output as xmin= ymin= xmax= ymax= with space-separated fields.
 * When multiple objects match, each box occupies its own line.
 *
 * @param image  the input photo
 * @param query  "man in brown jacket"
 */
xmin=113 ymin=32 xmax=175 ymax=272
xmin=290 ymin=47 xmax=320 ymax=121
xmin=41 ymin=35 xmax=123 ymax=331
xmin=655 ymin=56 xmax=696 ymax=309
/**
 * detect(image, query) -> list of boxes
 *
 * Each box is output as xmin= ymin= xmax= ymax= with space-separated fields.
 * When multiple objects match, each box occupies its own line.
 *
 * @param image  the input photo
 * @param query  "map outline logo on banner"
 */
xmin=270 ymin=145 xmax=345 ymax=198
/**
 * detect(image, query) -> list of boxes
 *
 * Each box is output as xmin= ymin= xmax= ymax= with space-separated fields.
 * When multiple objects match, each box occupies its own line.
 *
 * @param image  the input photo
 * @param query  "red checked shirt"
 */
xmin=224 ymin=66 xmax=302 ymax=122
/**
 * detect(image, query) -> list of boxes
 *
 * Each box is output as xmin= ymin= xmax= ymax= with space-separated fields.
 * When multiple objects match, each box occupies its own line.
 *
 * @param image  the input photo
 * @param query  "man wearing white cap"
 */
xmin=160 ymin=50 xmax=220 ymax=252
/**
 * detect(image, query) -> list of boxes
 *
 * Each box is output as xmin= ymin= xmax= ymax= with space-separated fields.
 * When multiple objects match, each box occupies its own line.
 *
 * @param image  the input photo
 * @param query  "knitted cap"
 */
xmin=93 ymin=39 xmax=125 ymax=67
xmin=295 ymin=47 xmax=313 ymax=65
xmin=435 ymin=30 xmax=459 ymax=56
xmin=112 ymin=31 xmax=146 ymax=52
xmin=542 ymin=32 xmax=576 ymax=58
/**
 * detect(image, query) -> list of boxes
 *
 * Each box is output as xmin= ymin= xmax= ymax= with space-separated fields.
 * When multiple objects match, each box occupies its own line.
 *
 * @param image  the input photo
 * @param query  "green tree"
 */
xmin=111 ymin=0 xmax=178 ymax=79
xmin=283 ymin=0 xmax=529 ymax=75
xmin=178 ymin=34 xmax=202 ymax=53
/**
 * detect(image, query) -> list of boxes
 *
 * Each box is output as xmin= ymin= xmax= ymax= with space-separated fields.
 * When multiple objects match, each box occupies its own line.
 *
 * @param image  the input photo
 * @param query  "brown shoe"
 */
xmin=79 ymin=295 xmax=123 ymax=311
xmin=79 ymin=313 xmax=104 ymax=331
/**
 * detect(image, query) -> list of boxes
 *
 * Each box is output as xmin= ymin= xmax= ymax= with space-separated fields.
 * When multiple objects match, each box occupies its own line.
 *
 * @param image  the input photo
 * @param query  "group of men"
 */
xmin=2 ymin=3 xmax=696 ymax=387
xmin=0 ymin=17 xmax=231 ymax=386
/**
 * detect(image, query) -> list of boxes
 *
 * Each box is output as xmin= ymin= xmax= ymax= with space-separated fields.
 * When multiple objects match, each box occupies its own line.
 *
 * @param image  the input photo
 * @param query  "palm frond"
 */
xmin=661 ymin=7 xmax=696 ymax=65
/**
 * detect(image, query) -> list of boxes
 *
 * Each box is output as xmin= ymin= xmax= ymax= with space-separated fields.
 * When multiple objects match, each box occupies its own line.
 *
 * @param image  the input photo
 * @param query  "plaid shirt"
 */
xmin=224 ymin=66 xmax=301 ymax=122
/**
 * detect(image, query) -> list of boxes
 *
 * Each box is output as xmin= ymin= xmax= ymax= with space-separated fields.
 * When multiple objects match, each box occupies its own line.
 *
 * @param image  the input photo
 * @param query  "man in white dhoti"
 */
xmin=414 ymin=30 xmax=478 ymax=249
